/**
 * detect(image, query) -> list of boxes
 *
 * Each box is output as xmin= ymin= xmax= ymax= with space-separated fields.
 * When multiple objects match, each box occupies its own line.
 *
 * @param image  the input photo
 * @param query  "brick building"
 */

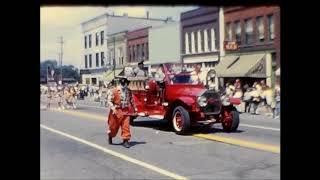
xmin=126 ymin=27 xmax=150 ymax=66
xmin=180 ymin=7 xmax=223 ymax=71
xmin=215 ymin=6 xmax=280 ymax=87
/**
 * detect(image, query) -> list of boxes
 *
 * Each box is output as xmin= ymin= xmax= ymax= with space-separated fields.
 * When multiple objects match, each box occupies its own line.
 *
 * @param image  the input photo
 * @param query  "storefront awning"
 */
xmin=214 ymin=55 xmax=239 ymax=75
xmin=215 ymin=54 xmax=266 ymax=78
xmin=103 ymin=69 xmax=123 ymax=82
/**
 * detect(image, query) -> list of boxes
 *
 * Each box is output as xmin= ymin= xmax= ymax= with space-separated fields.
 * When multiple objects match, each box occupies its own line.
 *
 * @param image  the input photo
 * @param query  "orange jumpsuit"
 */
xmin=107 ymin=85 xmax=134 ymax=140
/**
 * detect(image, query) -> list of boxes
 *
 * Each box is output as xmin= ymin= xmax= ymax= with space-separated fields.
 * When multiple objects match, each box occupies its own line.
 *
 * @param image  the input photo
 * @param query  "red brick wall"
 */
xmin=127 ymin=27 xmax=149 ymax=63
xmin=224 ymin=6 xmax=280 ymax=68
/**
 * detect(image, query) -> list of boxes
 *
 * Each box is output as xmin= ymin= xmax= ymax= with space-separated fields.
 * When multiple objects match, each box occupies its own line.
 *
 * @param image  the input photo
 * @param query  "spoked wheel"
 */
xmin=172 ymin=106 xmax=190 ymax=135
xmin=222 ymin=108 xmax=240 ymax=132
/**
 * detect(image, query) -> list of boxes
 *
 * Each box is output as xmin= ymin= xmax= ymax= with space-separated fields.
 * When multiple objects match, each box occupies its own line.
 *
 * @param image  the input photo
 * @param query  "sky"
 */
xmin=40 ymin=6 xmax=198 ymax=69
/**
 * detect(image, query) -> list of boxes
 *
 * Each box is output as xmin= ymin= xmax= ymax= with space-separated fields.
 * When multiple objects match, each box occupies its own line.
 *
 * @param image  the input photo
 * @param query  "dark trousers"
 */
xmin=244 ymin=101 xmax=251 ymax=113
xmin=252 ymin=101 xmax=260 ymax=114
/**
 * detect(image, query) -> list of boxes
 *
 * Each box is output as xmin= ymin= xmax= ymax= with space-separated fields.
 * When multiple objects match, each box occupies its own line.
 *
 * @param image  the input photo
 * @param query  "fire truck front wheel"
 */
xmin=172 ymin=106 xmax=190 ymax=135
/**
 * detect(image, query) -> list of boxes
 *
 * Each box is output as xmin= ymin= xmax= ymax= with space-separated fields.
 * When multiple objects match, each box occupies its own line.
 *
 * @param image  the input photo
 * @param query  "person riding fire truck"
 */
xmin=106 ymin=76 xmax=137 ymax=148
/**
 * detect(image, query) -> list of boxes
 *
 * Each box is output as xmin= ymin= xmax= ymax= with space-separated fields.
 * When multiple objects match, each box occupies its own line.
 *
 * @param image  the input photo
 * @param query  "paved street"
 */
xmin=41 ymin=98 xmax=280 ymax=179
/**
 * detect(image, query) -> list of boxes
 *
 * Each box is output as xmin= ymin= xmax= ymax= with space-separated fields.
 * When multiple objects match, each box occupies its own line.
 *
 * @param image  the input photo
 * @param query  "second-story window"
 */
xmin=96 ymin=53 xmax=99 ymax=67
xmin=185 ymin=32 xmax=189 ymax=54
xmin=141 ymin=43 xmax=145 ymax=60
xmin=96 ymin=33 xmax=99 ymax=46
xmin=101 ymin=52 xmax=104 ymax=66
xmin=226 ymin=22 xmax=232 ymax=41
xmin=88 ymin=34 xmax=92 ymax=48
xmin=84 ymin=36 xmax=87 ymax=49
xmin=188 ymin=32 xmax=192 ymax=54
xmin=85 ymin=55 xmax=88 ymax=68
xmin=256 ymin=16 xmax=264 ymax=42
xmin=89 ymin=54 xmax=92 ymax=68
xmin=145 ymin=42 xmax=149 ymax=60
xmin=207 ymin=29 xmax=211 ymax=52
xmin=100 ymin=31 xmax=104 ymax=45
xmin=245 ymin=18 xmax=253 ymax=44
xmin=200 ymin=30 xmax=204 ymax=52
xmin=268 ymin=14 xmax=275 ymax=41
xmin=235 ymin=21 xmax=241 ymax=44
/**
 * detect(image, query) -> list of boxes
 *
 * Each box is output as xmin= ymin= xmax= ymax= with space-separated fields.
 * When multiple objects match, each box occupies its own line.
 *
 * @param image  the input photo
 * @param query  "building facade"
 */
xmin=80 ymin=13 xmax=169 ymax=85
xmin=126 ymin=27 xmax=150 ymax=66
xmin=180 ymin=7 xmax=221 ymax=71
xmin=148 ymin=22 xmax=181 ymax=66
xmin=219 ymin=6 xmax=280 ymax=87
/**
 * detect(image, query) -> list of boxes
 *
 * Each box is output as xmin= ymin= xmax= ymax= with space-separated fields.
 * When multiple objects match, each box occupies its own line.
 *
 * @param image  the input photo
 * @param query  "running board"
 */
xmin=148 ymin=115 xmax=164 ymax=119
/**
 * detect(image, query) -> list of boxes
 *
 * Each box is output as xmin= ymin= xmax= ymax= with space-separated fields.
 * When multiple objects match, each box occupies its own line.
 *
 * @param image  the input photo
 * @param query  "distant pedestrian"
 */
xmin=46 ymin=89 xmax=53 ymax=109
xmin=251 ymin=85 xmax=261 ymax=115
xmin=99 ymin=85 xmax=108 ymax=107
xmin=273 ymin=83 xmax=280 ymax=118
xmin=243 ymin=88 xmax=252 ymax=113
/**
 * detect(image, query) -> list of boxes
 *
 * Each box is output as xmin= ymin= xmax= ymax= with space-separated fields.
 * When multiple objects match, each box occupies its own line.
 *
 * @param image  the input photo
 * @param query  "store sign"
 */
xmin=224 ymin=41 xmax=239 ymax=51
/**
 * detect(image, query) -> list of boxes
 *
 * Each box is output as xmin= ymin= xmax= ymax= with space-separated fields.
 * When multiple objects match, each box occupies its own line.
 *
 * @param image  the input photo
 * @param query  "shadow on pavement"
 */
xmin=110 ymin=141 xmax=147 ymax=147
xmin=131 ymin=119 xmax=245 ymax=135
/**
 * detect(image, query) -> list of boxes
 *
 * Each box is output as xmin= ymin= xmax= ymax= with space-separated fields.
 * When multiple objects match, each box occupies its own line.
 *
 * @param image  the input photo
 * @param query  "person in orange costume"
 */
xmin=107 ymin=76 xmax=136 ymax=148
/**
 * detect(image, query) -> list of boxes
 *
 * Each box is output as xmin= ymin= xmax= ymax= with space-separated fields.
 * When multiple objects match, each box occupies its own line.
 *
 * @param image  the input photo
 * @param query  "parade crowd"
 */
xmin=222 ymin=79 xmax=280 ymax=119
xmin=41 ymin=61 xmax=280 ymax=119
xmin=40 ymin=82 xmax=114 ymax=110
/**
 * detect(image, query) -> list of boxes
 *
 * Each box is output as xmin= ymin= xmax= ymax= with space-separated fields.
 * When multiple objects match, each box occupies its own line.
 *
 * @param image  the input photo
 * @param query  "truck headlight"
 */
xmin=197 ymin=96 xmax=207 ymax=107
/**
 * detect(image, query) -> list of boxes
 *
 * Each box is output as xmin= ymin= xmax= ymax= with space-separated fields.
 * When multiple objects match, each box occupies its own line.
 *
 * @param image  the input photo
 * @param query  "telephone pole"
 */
xmin=58 ymin=36 xmax=64 ymax=83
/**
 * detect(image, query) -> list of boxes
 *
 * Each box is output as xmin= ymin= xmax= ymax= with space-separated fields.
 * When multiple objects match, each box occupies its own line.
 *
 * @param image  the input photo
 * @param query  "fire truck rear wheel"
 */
xmin=172 ymin=106 xmax=190 ymax=135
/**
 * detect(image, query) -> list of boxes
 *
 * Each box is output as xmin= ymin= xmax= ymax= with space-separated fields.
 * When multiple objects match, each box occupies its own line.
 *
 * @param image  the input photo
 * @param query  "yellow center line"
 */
xmin=193 ymin=134 xmax=280 ymax=154
xmin=48 ymin=109 xmax=280 ymax=154
xmin=41 ymin=124 xmax=188 ymax=180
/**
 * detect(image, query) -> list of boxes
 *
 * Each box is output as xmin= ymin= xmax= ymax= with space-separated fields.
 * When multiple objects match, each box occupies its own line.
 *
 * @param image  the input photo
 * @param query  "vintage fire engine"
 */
xmin=121 ymin=63 xmax=241 ymax=135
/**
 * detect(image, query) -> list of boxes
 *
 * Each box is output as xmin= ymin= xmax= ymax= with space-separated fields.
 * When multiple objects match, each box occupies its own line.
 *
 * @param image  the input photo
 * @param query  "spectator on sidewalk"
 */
xmin=225 ymin=82 xmax=235 ymax=97
xmin=99 ymin=85 xmax=108 ymax=107
xmin=234 ymin=79 xmax=241 ymax=90
xmin=251 ymin=84 xmax=261 ymax=115
xmin=243 ymin=83 xmax=249 ymax=92
xmin=273 ymin=82 xmax=280 ymax=119
xmin=243 ymin=88 xmax=252 ymax=113
xmin=263 ymin=85 xmax=274 ymax=116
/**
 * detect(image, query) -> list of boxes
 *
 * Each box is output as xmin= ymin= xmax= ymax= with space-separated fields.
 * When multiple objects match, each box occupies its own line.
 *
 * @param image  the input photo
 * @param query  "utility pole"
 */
xmin=113 ymin=36 xmax=116 ymax=78
xmin=58 ymin=36 xmax=64 ymax=83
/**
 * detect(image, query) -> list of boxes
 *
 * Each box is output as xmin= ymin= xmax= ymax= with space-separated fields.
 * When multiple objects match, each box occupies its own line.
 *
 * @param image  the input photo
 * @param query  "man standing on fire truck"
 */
xmin=107 ymin=76 xmax=136 ymax=148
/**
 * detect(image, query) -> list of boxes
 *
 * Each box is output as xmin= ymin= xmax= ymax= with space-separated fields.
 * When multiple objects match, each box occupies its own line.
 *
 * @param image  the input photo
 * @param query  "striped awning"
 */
xmin=215 ymin=54 xmax=267 ymax=78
